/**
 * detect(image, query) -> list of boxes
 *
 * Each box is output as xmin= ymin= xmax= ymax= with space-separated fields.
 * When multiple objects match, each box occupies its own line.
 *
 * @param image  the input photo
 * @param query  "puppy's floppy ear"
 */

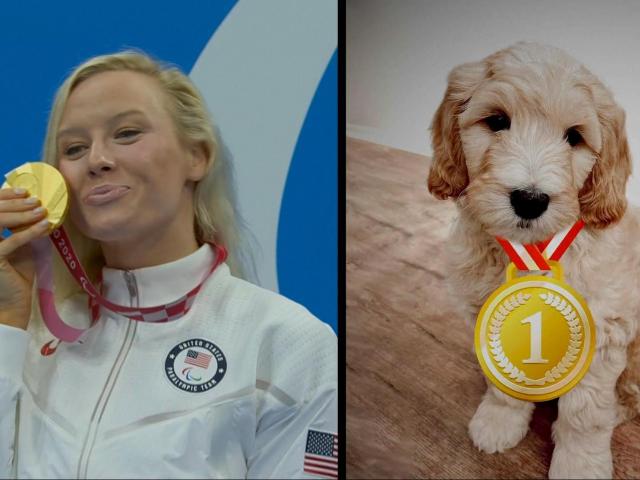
xmin=428 ymin=61 xmax=486 ymax=200
xmin=579 ymin=103 xmax=631 ymax=228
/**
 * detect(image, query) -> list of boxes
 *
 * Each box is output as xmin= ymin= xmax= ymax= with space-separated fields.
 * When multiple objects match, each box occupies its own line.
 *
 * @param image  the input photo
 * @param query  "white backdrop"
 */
xmin=347 ymin=0 xmax=640 ymax=205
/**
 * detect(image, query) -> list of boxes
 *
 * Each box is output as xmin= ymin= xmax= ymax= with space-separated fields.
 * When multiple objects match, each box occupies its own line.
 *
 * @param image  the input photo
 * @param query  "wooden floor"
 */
xmin=345 ymin=137 xmax=640 ymax=479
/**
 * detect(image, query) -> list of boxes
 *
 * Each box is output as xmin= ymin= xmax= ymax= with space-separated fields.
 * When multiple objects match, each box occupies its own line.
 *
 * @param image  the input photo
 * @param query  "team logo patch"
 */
xmin=164 ymin=338 xmax=227 ymax=393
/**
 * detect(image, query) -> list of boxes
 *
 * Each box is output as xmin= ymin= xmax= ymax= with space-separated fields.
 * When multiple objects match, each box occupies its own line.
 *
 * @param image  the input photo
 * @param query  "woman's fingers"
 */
xmin=0 ymin=196 xmax=41 ymax=212
xmin=0 ymin=186 xmax=50 ymax=257
xmin=0 ymin=187 xmax=29 ymax=200
xmin=0 ymin=218 xmax=50 ymax=258
xmin=0 ymin=188 xmax=42 ymax=213
xmin=0 ymin=187 xmax=46 ymax=228
xmin=0 ymin=207 xmax=47 ymax=229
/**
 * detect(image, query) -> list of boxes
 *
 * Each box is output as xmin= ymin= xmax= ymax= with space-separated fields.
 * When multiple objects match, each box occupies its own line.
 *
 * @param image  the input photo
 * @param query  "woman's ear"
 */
xmin=428 ymin=60 xmax=486 ymax=200
xmin=578 ymin=101 xmax=632 ymax=229
xmin=187 ymin=141 xmax=211 ymax=182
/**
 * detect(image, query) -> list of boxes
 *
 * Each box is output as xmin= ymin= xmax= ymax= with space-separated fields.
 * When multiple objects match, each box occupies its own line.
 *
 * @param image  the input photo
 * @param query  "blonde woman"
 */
xmin=0 ymin=51 xmax=337 ymax=478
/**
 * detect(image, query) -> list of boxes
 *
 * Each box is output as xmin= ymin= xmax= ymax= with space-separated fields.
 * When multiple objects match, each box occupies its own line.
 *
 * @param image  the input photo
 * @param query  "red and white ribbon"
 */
xmin=496 ymin=219 xmax=584 ymax=271
xmin=32 ymin=226 xmax=227 ymax=343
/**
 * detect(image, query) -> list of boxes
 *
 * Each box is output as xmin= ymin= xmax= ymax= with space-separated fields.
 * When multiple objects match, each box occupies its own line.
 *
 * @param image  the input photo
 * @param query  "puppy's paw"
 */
xmin=549 ymin=444 xmax=612 ymax=479
xmin=468 ymin=397 xmax=531 ymax=453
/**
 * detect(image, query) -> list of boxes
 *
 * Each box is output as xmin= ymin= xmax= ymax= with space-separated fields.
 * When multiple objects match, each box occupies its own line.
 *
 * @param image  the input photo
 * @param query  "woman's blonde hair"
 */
xmin=31 ymin=50 xmax=254 ymax=325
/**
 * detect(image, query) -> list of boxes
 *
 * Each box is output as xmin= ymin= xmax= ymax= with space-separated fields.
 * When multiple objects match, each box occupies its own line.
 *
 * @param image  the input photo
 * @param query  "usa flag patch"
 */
xmin=303 ymin=429 xmax=338 ymax=478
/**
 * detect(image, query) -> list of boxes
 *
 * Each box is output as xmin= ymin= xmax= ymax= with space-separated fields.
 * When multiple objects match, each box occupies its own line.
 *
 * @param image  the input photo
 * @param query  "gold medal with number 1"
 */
xmin=474 ymin=221 xmax=595 ymax=402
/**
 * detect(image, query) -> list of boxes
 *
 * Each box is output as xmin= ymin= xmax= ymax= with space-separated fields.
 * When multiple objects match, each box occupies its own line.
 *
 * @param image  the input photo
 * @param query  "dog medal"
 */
xmin=2 ymin=162 xmax=69 ymax=232
xmin=474 ymin=260 xmax=595 ymax=401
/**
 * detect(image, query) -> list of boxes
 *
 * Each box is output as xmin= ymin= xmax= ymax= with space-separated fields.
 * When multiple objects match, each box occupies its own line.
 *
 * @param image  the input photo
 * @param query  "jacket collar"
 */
xmin=101 ymin=244 xmax=216 ymax=309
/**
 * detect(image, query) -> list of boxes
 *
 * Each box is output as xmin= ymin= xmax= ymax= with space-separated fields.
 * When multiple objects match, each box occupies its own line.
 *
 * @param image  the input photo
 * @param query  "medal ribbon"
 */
xmin=496 ymin=219 xmax=584 ymax=270
xmin=32 ymin=226 xmax=227 ymax=343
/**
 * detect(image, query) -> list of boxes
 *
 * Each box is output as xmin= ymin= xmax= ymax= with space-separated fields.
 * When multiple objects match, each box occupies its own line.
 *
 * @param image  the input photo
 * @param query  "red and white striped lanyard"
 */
xmin=32 ymin=226 xmax=227 ymax=343
xmin=496 ymin=220 xmax=584 ymax=270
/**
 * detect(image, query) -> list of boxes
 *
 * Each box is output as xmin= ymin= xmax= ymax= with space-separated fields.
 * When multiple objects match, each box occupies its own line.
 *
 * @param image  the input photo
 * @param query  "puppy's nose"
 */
xmin=510 ymin=189 xmax=549 ymax=219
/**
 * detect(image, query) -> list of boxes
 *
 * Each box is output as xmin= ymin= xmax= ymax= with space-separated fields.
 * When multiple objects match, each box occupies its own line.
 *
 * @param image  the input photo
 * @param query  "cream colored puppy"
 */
xmin=427 ymin=41 xmax=640 ymax=478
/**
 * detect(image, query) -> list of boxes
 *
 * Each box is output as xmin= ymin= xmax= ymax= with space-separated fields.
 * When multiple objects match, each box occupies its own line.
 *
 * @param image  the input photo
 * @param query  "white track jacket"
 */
xmin=0 ymin=244 xmax=338 ymax=479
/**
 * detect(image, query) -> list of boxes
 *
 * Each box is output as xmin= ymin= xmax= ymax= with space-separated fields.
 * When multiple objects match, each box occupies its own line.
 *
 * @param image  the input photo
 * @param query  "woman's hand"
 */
xmin=0 ymin=188 xmax=50 ymax=330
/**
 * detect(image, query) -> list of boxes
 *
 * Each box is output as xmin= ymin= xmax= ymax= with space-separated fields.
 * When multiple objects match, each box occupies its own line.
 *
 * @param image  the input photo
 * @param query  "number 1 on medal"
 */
xmin=521 ymin=312 xmax=549 ymax=364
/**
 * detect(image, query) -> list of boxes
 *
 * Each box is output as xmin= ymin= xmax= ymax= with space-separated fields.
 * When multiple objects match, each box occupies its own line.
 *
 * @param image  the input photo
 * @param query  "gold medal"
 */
xmin=475 ymin=261 xmax=595 ymax=401
xmin=2 ymin=162 xmax=69 ymax=231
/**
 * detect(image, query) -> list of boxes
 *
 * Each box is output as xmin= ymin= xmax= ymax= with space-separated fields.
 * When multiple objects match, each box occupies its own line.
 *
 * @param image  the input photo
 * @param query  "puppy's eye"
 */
xmin=484 ymin=113 xmax=511 ymax=132
xmin=565 ymin=127 xmax=583 ymax=147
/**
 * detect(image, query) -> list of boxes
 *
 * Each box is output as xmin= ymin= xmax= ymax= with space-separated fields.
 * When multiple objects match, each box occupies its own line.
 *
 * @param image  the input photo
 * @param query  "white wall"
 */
xmin=347 ymin=0 xmax=640 ymax=204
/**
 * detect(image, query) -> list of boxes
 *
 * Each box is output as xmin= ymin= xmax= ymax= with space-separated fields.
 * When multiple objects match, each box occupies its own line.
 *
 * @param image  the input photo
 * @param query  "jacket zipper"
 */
xmin=76 ymin=271 xmax=139 ymax=479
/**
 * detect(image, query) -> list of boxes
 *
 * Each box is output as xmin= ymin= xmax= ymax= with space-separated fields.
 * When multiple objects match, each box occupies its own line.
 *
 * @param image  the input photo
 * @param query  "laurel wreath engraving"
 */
xmin=488 ymin=291 xmax=582 ymax=386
